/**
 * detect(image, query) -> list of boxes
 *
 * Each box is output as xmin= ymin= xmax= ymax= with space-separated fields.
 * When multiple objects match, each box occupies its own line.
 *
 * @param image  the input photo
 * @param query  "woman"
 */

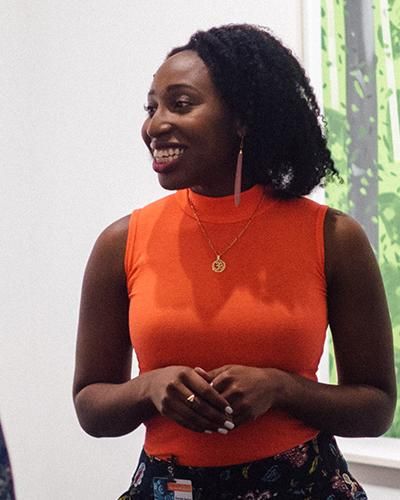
xmin=73 ymin=24 xmax=396 ymax=499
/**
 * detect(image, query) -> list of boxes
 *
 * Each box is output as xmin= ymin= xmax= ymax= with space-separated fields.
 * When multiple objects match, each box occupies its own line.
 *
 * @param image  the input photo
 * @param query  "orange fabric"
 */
xmin=125 ymin=184 xmax=328 ymax=466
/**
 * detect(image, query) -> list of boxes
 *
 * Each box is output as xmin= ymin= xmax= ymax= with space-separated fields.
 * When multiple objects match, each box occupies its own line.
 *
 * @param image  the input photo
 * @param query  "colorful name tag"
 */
xmin=153 ymin=477 xmax=193 ymax=500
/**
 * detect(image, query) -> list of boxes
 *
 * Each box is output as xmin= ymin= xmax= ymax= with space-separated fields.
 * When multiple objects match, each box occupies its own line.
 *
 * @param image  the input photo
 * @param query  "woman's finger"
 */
xmin=164 ymin=393 xmax=233 ymax=434
xmin=194 ymin=366 xmax=212 ymax=383
xmin=206 ymin=365 xmax=230 ymax=380
xmin=171 ymin=381 xmax=234 ymax=429
xmin=164 ymin=405 xmax=210 ymax=433
xmin=175 ymin=369 xmax=231 ymax=413
xmin=209 ymin=372 xmax=232 ymax=394
xmin=185 ymin=371 xmax=234 ymax=416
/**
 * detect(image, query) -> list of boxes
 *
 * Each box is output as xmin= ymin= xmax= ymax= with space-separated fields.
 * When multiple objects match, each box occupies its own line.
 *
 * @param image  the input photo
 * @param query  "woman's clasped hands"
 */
xmin=148 ymin=364 xmax=278 ymax=435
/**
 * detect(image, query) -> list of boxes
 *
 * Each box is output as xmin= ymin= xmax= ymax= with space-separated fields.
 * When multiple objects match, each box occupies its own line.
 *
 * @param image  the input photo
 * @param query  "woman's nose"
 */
xmin=146 ymin=107 xmax=172 ymax=138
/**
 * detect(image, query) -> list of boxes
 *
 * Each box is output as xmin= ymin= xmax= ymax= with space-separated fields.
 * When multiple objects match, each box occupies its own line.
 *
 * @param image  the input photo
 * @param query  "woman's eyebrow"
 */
xmin=166 ymin=83 xmax=198 ymax=92
xmin=147 ymin=83 xmax=199 ymax=97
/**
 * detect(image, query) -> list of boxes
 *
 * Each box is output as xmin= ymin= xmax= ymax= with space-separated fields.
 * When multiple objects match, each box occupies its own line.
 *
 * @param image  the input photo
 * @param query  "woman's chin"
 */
xmin=157 ymin=172 xmax=188 ymax=191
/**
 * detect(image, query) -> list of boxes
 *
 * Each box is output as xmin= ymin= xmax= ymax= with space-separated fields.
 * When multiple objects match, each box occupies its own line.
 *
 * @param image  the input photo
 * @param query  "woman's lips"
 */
xmin=152 ymin=150 xmax=185 ymax=173
xmin=152 ymin=157 xmax=180 ymax=173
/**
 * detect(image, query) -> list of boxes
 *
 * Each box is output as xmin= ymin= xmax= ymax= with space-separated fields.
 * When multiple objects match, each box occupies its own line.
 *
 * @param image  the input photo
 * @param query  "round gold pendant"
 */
xmin=212 ymin=257 xmax=226 ymax=273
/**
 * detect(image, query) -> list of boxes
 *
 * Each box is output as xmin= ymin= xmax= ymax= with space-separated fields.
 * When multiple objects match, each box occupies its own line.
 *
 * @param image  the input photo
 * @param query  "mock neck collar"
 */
xmin=175 ymin=184 xmax=276 ymax=223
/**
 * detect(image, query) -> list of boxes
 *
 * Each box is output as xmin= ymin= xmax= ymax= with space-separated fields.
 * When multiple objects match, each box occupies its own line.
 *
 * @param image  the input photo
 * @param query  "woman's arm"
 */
xmin=205 ymin=208 xmax=397 ymax=436
xmin=276 ymin=208 xmax=396 ymax=436
xmin=73 ymin=216 xmax=155 ymax=437
xmin=73 ymin=217 xmax=233 ymax=438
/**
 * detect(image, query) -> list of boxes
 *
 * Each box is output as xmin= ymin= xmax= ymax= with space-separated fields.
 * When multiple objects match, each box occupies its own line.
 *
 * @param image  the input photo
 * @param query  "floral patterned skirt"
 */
xmin=118 ymin=433 xmax=367 ymax=499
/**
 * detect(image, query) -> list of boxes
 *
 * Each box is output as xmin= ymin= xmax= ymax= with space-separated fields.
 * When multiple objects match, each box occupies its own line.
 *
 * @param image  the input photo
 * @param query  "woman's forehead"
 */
xmin=150 ymin=50 xmax=213 ymax=94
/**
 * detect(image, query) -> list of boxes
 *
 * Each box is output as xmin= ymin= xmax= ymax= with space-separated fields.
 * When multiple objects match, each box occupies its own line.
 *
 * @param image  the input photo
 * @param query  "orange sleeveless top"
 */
xmin=124 ymin=184 xmax=328 ymax=466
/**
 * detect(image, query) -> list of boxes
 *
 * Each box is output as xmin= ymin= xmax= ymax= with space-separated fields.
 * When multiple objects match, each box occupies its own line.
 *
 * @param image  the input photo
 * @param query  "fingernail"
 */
xmin=204 ymin=430 xmax=213 ymax=434
xmin=224 ymin=420 xmax=235 ymax=430
xmin=225 ymin=406 xmax=233 ymax=415
xmin=218 ymin=428 xmax=229 ymax=435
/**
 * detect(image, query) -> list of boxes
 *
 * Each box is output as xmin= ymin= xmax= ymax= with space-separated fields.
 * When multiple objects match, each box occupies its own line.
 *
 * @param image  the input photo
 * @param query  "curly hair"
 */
xmin=168 ymin=24 xmax=339 ymax=198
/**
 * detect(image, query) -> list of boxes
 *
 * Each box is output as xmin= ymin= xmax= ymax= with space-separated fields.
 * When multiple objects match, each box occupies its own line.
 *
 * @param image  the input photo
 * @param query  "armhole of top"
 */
xmin=315 ymin=203 xmax=329 ymax=283
xmin=124 ymin=209 xmax=140 ymax=292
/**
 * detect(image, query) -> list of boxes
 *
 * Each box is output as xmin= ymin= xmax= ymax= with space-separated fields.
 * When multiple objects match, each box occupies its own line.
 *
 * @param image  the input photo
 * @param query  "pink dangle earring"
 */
xmin=234 ymin=135 xmax=244 ymax=207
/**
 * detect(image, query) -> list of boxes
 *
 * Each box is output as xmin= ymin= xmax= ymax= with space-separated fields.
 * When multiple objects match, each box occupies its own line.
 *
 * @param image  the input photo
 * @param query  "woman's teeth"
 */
xmin=153 ymin=147 xmax=184 ymax=163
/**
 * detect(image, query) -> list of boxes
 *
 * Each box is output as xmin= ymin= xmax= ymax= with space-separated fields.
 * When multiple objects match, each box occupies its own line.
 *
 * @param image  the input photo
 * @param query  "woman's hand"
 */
xmin=148 ymin=365 xmax=235 ymax=434
xmin=195 ymin=365 xmax=280 ymax=427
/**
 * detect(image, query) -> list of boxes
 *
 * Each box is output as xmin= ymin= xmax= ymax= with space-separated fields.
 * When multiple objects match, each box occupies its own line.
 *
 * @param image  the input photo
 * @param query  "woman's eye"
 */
xmin=175 ymin=100 xmax=191 ymax=110
xmin=143 ymin=104 xmax=156 ymax=117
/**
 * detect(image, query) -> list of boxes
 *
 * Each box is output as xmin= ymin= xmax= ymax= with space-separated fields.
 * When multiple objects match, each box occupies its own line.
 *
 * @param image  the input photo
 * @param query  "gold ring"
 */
xmin=186 ymin=394 xmax=195 ymax=404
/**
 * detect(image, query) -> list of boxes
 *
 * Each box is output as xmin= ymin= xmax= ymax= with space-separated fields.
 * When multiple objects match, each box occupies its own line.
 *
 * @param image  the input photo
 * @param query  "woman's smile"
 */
xmin=150 ymin=141 xmax=187 ymax=173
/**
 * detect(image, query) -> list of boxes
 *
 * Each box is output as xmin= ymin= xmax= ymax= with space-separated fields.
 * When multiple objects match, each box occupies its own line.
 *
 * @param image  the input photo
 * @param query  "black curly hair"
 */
xmin=168 ymin=24 xmax=339 ymax=198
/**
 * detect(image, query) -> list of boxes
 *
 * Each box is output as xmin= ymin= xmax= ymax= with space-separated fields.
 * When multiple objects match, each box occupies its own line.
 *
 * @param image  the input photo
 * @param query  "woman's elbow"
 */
xmin=366 ymin=389 xmax=397 ymax=437
xmin=73 ymin=390 xmax=104 ymax=437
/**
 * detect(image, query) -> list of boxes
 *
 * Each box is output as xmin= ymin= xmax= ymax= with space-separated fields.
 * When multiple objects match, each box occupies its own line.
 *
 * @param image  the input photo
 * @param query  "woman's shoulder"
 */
xmin=324 ymin=207 xmax=369 ymax=247
xmin=87 ymin=215 xmax=132 ymax=277
xmin=324 ymin=207 xmax=375 ymax=285
xmin=97 ymin=215 xmax=131 ymax=249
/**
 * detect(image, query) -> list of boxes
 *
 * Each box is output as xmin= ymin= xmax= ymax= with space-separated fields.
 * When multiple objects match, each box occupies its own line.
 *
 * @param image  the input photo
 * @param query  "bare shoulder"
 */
xmin=324 ymin=207 xmax=375 ymax=285
xmin=86 ymin=214 xmax=131 ymax=279
xmin=324 ymin=207 xmax=370 ymax=245
xmin=96 ymin=214 xmax=131 ymax=249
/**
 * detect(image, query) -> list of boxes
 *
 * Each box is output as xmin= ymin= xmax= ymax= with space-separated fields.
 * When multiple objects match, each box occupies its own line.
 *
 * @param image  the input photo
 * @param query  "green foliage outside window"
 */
xmin=321 ymin=0 xmax=400 ymax=437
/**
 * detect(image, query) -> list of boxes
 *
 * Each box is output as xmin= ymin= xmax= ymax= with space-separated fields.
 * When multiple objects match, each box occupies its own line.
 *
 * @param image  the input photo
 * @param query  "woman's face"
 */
xmin=142 ymin=50 xmax=240 ymax=196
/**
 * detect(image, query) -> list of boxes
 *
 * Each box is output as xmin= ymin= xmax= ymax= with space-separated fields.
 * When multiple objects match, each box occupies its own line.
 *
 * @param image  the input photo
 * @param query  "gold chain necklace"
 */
xmin=187 ymin=189 xmax=264 ymax=272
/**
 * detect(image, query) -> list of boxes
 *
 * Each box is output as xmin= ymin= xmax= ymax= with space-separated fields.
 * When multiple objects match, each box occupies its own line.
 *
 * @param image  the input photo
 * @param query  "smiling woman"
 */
xmin=73 ymin=24 xmax=396 ymax=499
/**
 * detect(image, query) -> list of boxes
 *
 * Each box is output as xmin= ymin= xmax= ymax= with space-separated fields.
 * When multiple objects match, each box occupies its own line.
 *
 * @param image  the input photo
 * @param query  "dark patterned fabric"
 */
xmin=0 ymin=422 xmax=15 ymax=500
xmin=118 ymin=433 xmax=367 ymax=499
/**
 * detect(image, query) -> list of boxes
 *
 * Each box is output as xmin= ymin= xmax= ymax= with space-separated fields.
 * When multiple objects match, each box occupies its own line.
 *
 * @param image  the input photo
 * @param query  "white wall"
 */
xmin=1 ymin=1 xmax=398 ymax=499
